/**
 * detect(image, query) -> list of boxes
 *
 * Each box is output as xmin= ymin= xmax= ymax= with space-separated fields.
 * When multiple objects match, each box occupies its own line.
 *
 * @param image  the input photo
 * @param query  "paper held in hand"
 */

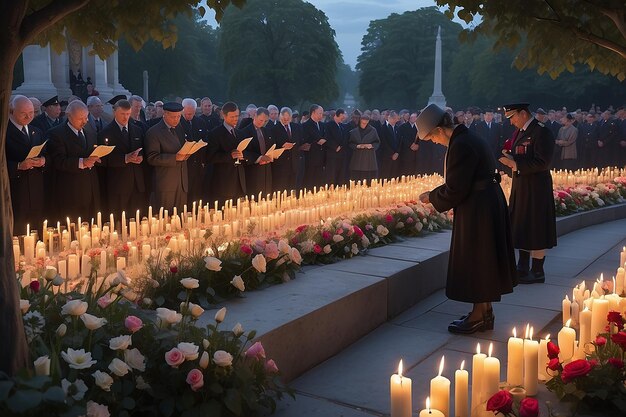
xmin=25 ymin=140 xmax=47 ymax=160
xmin=90 ymin=145 xmax=116 ymax=158
xmin=264 ymin=144 xmax=285 ymax=159
xmin=177 ymin=140 xmax=208 ymax=157
xmin=237 ymin=137 xmax=253 ymax=152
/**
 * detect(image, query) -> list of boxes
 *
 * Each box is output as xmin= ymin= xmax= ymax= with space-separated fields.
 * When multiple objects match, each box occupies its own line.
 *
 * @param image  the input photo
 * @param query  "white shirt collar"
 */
xmin=521 ymin=117 xmax=534 ymax=131
xmin=10 ymin=119 xmax=27 ymax=133
xmin=67 ymin=123 xmax=82 ymax=136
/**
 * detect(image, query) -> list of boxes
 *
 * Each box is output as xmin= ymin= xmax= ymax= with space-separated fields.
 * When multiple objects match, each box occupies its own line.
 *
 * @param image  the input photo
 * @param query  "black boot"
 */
xmin=517 ymin=250 xmax=530 ymax=278
xmin=519 ymin=257 xmax=546 ymax=284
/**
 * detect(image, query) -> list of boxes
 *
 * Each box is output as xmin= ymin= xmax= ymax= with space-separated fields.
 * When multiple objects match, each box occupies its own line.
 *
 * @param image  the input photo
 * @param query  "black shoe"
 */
xmin=448 ymin=314 xmax=494 ymax=334
xmin=516 ymin=269 xmax=529 ymax=279
xmin=452 ymin=309 xmax=494 ymax=325
xmin=518 ymin=271 xmax=545 ymax=284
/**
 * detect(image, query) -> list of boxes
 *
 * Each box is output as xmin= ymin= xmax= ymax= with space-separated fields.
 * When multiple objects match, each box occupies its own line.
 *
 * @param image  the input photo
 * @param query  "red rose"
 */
xmin=240 ymin=244 xmax=253 ymax=255
xmin=547 ymin=358 xmax=562 ymax=371
xmin=503 ymin=138 xmax=513 ymax=152
xmin=385 ymin=214 xmax=393 ymax=223
xmin=607 ymin=311 xmax=624 ymax=329
xmin=519 ymin=397 xmax=539 ymax=417
xmin=295 ymin=225 xmax=307 ymax=233
xmin=336 ymin=228 xmax=343 ymax=235
xmin=588 ymin=359 xmax=599 ymax=367
xmin=322 ymin=231 xmax=332 ymax=241
xmin=547 ymin=341 xmax=560 ymax=359
xmin=561 ymin=359 xmax=592 ymax=383
xmin=29 ymin=280 xmax=40 ymax=293
xmin=611 ymin=332 xmax=626 ymax=350
xmin=595 ymin=336 xmax=607 ymax=347
xmin=608 ymin=358 xmax=624 ymax=369
xmin=313 ymin=244 xmax=322 ymax=254
xmin=170 ymin=265 xmax=178 ymax=274
xmin=486 ymin=390 xmax=513 ymax=414
xmin=353 ymin=226 xmax=364 ymax=237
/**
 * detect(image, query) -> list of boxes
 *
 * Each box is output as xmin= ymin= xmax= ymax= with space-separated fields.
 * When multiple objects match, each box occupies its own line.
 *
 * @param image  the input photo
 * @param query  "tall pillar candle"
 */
xmin=67 ymin=254 xmax=78 ymax=279
xmin=429 ymin=356 xmax=449 ymax=417
xmin=390 ymin=360 xmax=412 ymax=417
xmin=558 ymin=319 xmax=576 ymax=363
xmin=482 ymin=343 xmax=500 ymax=401
xmin=116 ymin=257 xmax=126 ymax=271
xmin=455 ymin=361 xmax=469 ymax=417
xmin=620 ymin=247 xmax=626 ymax=269
xmin=470 ymin=344 xmax=486 ymax=414
xmin=562 ymin=295 xmax=571 ymax=325
xmin=590 ymin=298 xmax=609 ymax=341
xmin=579 ymin=307 xmax=592 ymax=354
xmin=616 ymin=267 xmax=625 ymax=296
xmin=24 ymin=234 xmax=35 ymax=262
xmin=523 ymin=327 xmax=539 ymax=396
xmin=81 ymin=254 xmax=91 ymax=277
xmin=538 ymin=335 xmax=550 ymax=381
xmin=507 ymin=327 xmax=523 ymax=387
xmin=99 ymin=250 xmax=107 ymax=276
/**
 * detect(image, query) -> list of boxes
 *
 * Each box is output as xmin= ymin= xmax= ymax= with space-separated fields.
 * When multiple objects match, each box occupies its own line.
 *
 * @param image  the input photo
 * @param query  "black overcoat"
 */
xmin=429 ymin=125 xmax=516 ymax=303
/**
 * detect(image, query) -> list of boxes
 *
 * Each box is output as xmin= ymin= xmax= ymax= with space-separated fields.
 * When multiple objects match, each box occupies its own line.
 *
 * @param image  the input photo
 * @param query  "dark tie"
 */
xmin=78 ymin=130 xmax=87 ymax=149
xmin=285 ymin=124 xmax=291 ymax=140
xmin=122 ymin=126 xmax=129 ymax=147
xmin=21 ymin=126 xmax=30 ymax=143
xmin=256 ymin=128 xmax=266 ymax=154
xmin=316 ymin=122 xmax=320 ymax=131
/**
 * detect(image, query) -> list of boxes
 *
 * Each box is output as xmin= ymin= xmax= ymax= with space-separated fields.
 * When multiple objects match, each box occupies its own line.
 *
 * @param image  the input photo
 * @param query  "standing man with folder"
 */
xmin=238 ymin=107 xmax=274 ymax=197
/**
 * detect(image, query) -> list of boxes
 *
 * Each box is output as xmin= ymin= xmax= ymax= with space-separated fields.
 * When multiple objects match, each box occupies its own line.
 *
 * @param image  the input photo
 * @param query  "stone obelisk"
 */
xmin=428 ymin=26 xmax=446 ymax=108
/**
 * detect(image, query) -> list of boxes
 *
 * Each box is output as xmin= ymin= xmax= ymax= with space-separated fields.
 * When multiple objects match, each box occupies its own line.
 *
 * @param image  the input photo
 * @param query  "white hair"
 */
xmin=246 ymin=104 xmax=257 ymax=111
xmin=66 ymin=100 xmax=88 ymax=115
xmin=182 ymin=98 xmax=197 ymax=110
xmin=267 ymin=104 xmax=278 ymax=112
xmin=129 ymin=95 xmax=143 ymax=105
xmin=86 ymin=96 xmax=102 ymax=106
xmin=280 ymin=106 xmax=293 ymax=116
xmin=10 ymin=95 xmax=31 ymax=110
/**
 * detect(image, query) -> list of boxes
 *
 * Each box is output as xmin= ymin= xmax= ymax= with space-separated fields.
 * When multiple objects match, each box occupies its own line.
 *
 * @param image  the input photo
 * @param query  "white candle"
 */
xmin=590 ymin=298 xmax=609 ymax=342
xmin=430 ymin=356 xmax=449 ymax=417
xmin=616 ymin=267 xmax=625 ymax=296
xmin=99 ymin=250 xmax=107 ymax=276
xmin=121 ymin=211 xmax=127 ymax=241
xmin=58 ymin=259 xmax=67 ymax=280
xmin=579 ymin=307 xmax=592 ymax=354
xmin=110 ymin=213 xmax=115 ymax=232
xmin=538 ymin=334 xmax=550 ymax=381
xmin=67 ymin=254 xmax=78 ymax=279
xmin=455 ymin=360 xmax=469 ymax=417
xmin=620 ymin=247 xmax=626 ymax=269
xmin=470 ymin=344 xmax=486 ymax=414
xmin=558 ymin=319 xmax=576 ymax=363
xmin=97 ymin=212 xmax=102 ymax=229
xmin=562 ymin=295 xmax=571 ymax=325
xmin=81 ymin=254 xmax=91 ymax=277
xmin=507 ymin=327 xmax=524 ymax=387
xmin=571 ymin=299 xmax=580 ymax=328
xmin=482 ymin=343 xmax=500 ymax=401
xmin=24 ymin=234 xmax=35 ymax=262
xmin=523 ymin=327 xmax=539 ymax=396
xmin=142 ymin=244 xmax=151 ymax=261
xmin=116 ymin=257 xmax=126 ymax=271
xmin=419 ymin=397 xmax=444 ymax=417
xmin=390 ymin=360 xmax=412 ymax=417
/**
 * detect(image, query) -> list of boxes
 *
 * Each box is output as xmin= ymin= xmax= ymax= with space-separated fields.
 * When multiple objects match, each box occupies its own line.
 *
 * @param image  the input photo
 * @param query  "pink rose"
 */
xmin=561 ymin=359 xmax=592 ymax=383
xmin=165 ymin=348 xmax=185 ymax=367
xmin=97 ymin=295 xmax=113 ymax=309
xmin=264 ymin=242 xmax=279 ymax=260
xmin=322 ymin=231 xmax=332 ymax=241
xmin=265 ymin=359 xmax=279 ymax=373
xmin=595 ymin=336 xmax=606 ymax=347
xmin=406 ymin=217 xmax=414 ymax=224
xmin=186 ymin=368 xmax=204 ymax=391
xmin=353 ymin=226 xmax=364 ymax=237
xmin=245 ymin=341 xmax=266 ymax=361
xmin=313 ymin=244 xmax=322 ymax=254
xmin=336 ymin=228 xmax=343 ymax=235
xmin=125 ymin=316 xmax=143 ymax=333
xmin=365 ymin=224 xmax=373 ymax=230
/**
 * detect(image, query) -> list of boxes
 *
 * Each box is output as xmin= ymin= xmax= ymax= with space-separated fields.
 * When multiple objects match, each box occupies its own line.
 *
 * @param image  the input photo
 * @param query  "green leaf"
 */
xmin=18 ymin=375 xmax=49 ymax=390
xmin=122 ymin=396 xmax=136 ymax=410
xmin=208 ymin=382 xmax=224 ymax=394
xmin=224 ymin=389 xmax=242 ymax=415
xmin=43 ymin=386 xmax=66 ymax=403
xmin=7 ymin=389 xmax=43 ymax=412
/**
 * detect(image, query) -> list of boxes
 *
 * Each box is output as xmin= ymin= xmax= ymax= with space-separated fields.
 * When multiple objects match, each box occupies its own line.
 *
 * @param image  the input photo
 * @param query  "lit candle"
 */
xmin=99 ymin=250 xmax=107 ymax=276
xmin=97 ymin=212 xmax=102 ymax=229
xmin=390 ymin=359 xmax=412 ymax=417
xmin=23 ymin=233 xmax=35 ymax=262
xmin=507 ymin=327 xmax=523 ymax=387
xmin=558 ymin=319 xmax=576 ymax=363
xmin=58 ymin=259 xmax=67 ymax=280
xmin=67 ymin=254 xmax=78 ymax=279
xmin=590 ymin=297 xmax=609 ymax=343
xmin=455 ymin=360 xmax=469 ymax=417
xmin=110 ymin=213 xmax=115 ymax=232
xmin=579 ymin=307 xmax=592 ymax=355
xmin=562 ymin=294 xmax=571 ymax=325
xmin=470 ymin=343 xmax=486 ymax=415
xmin=482 ymin=343 xmax=500 ymax=401
xmin=620 ymin=246 xmax=626 ymax=269
xmin=419 ymin=397 xmax=444 ymax=417
xmin=538 ymin=334 xmax=550 ymax=381
xmin=523 ymin=326 xmax=539 ymax=396
xmin=430 ymin=356 xmax=449 ymax=417
xmin=121 ymin=211 xmax=127 ymax=241
xmin=616 ymin=267 xmax=625 ymax=296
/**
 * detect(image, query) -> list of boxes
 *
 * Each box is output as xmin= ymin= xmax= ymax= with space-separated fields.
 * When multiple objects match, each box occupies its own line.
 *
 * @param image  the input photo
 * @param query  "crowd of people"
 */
xmin=7 ymin=92 xmax=626 ymax=236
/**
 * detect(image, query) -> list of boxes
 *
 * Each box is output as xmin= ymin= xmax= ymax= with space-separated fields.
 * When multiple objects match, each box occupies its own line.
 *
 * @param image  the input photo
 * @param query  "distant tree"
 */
xmin=437 ymin=0 xmax=626 ymax=80
xmin=332 ymin=61 xmax=359 ymax=108
xmin=218 ymin=0 xmax=340 ymax=106
xmin=0 ymin=0 xmax=243 ymax=377
xmin=119 ymin=12 xmax=227 ymax=101
xmin=357 ymin=7 xmax=462 ymax=109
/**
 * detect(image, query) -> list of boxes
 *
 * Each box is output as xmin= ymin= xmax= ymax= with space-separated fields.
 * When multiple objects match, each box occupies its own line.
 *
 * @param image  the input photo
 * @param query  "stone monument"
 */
xmin=427 ymin=26 xmax=447 ymax=109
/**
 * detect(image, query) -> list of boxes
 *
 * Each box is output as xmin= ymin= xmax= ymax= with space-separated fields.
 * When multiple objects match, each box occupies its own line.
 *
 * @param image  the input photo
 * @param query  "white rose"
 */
xmin=361 ymin=236 xmax=370 ymax=247
xmin=214 ymin=307 xmax=227 ymax=323
xmin=56 ymin=323 xmax=67 ymax=337
xmin=61 ymin=378 xmax=88 ymax=400
xmin=289 ymin=247 xmax=302 ymax=265
xmin=186 ymin=302 xmax=204 ymax=318
xmin=232 ymin=323 xmax=244 ymax=336
xmin=156 ymin=307 xmax=182 ymax=325
xmin=20 ymin=299 xmax=30 ymax=314
xmin=92 ymin=370 xmax=114 ymax=392
xmin=124 ymin=348 xmax=146 ymax=372
xmin=180 ymin=277 xmax=199 ymax=289
xmin=251 ymin=254 xmax=267 ymax=273
xmin=376 ymin=225 xmax=389 ymax=236
xmin=213 ymin=350 xmax=233 ymax=367
xmin=199 ymin=351 xmax=209 ymax=369
xmin=202 ymin=339 xmax=210 ymax=349
xmin=109 ymin=335 xmax=132 ymax=351
xmin=230 ymin=275 xmax=245 ymax=291
xmin=61 ymin=299 xmax=88 ymax=316
xmin=34 ymin=355 xmax=50 ymax=376
xmin=396 ymin=221 xmax=404 ymax=229
xmin=204 ymin=256 xmax=222 ymax=271
xmin=44 ymin=266 xmax=58 ymax=280
xmin=80 ymin=313 xmax=107 ymax=330
xmin=415 ymin=222 xmax=423 ymax=232
xmin=278 ymin=239 xmax=290 ymax=254
xmin=323 ymin=244 xmax=332 ymax=254
xmin=177 ymin=342 xmax=199 ymax=360
xmin=108 ymin=358 xmax=131 ymax=377
xmin=61 ymin=348 xmax=96 ymax=370
xmin=86 ymin=400 xmax=110 ymax=417
xmin=351 ymin=243 xmax=359 ymax=255
xmin=332 ymin=234 xmax=344 ymax=242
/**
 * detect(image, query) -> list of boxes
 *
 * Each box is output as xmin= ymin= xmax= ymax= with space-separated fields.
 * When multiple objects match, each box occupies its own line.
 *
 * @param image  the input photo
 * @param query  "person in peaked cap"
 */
xmin=145 ymin=101 xmax=189 ymax=212
xmin=107 ymin=94 xmax=128 ymax=106
xmin=499 ymin=102 xmax=556 ymax=284
xmin=30 ymin=95 xmax=63 ymax=135
xmin=417 ymin=104 xmax=516 ymax=334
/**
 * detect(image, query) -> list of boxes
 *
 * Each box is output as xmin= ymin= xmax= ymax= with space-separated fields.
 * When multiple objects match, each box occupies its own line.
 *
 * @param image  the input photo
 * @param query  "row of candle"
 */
xmin=506 ymin=325 xmax=542 ymax=396
xmin=390 ymin=343 xmax=500 ymax=417
xmin=551 ymin=167 xmax=625 ymax=188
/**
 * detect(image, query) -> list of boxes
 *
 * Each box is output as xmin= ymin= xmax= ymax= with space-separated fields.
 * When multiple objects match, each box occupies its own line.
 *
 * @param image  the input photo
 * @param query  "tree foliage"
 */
xmin=218 ymin=0 xmax=340 ymax=106
xmin=436 ymin=0 xmax=626 ymax=81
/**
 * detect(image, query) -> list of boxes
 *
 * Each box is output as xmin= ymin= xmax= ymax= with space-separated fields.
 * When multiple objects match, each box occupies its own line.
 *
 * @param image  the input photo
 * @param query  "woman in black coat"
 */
xmin=417 ymin=104 xmax=516 ymax=334
xmin=349 ymin=114 xmax=380 ymax=184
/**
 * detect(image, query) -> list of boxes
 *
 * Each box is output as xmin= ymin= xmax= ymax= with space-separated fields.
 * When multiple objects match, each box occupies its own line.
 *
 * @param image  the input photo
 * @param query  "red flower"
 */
xmin=353 ymin=226 xmax=364 ymax=237
xmin=588 ymin=359 xmax=599 ymax=367
xmin=313 ymin=244 xmax=322 ymax=254
xmin=595 ymin=336 xmax=607 ymax=347
xmin=519 ymin=397 xmax=539 ymax=417
xmin=547 ymin=341 xmax=560 ymax=359
xmin=608 ymin=358 xmax=624 ymax=369
xmin=170 ymin=265 xmax=178 ymax=274
xmin=29 ymin=280 xmax=40 ymax=293
xmin=611 ymin=331 xmax=626 ymax=350
xmin=336 ymin=228 xmax=343 ymax=235
xmin=385 ymin=214 xmax=393 ymax=223
xmin=607 ymin=311 xmax=624 ymax=329
xmin=561 ymin=359 xmax=592 ymax=383
xmin=503 ymin=138 xmax=513 ymax=152
xmin=547 ymin=358 xmax=562 ymax=371
xmin=240 ymin=244 xmax=253 ymax=255
xmin=295 ymin=225 xmax=308 ymax=233
xmin=486 ymin=390 xmax=513 ymax=414
xmin=322 ymin=231 xmax=332 ymax=241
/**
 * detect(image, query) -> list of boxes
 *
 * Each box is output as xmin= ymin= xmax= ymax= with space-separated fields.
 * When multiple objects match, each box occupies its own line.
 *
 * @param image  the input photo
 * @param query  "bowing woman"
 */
xmin=417 ymin=104 xmax=516 ymax=334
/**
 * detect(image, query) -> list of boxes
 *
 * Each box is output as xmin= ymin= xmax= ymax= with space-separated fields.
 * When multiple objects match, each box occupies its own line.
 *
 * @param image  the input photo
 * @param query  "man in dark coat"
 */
xmin=238 ymin=107 xmax=274 ymax=198
xmin=379 ymin=111 xmax=401 ymax=179
xmin=499 ymin=103 xmax=557 ymax=284
xmin=199 ymin=97 xmax=221 ymax=131
xmin=30 ymin=95 xmax=63 ymax=137
xmin=97 ymin=99 xmax=146 ymax=217
xmin=181 ymin=98 xmax=209 ymax=205
xmin=206 ymin=102 xmax=247 ymax=206
xmin=301 ymin=104 xmax=327 ymax=190
xmin=546 ymin=110 xmax=562 ymax=139
xmin=145 ymin=102 xmax=189 ymax=212
xmin=397 ymin=112 xmax=419 ymax=176
xmin=271 ymin=107 xmax=301 ymax=193
xmin=47 ymin=100 xmax=101 ymax=220
xmin=597 ymin=110 xmax=620 ymax=167
xmin=6 ymin=95 xmax=46 ymax=234
xmin=578 ymin=113 xmax=599 ymax=169
xmin=475 ymin=109 xmax=503 ymax=161
xmin=324 ymin=108 xmax=348 ymax=186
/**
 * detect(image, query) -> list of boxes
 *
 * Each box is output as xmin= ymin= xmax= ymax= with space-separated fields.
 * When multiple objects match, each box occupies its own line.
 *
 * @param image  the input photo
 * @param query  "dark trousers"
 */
xmin=325 ymin=156 xmax=347 ymax=186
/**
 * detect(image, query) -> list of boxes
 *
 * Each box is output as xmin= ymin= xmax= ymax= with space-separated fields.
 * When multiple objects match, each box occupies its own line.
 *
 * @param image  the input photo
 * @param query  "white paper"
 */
xmin=264 ymin=143 xmax=276 ymax=157
xmin=25 ymin=140 xmax=47 ymax=160
xmin=237 ymin=137 xmax=253 ymax=152
xmin=90 ymin=145 xmax=116 ymax=158
xmin=177 ymin=140 xmax=207 ymax=156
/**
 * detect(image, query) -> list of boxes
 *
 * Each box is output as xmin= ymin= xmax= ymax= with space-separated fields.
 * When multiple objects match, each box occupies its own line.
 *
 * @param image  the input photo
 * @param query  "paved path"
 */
xmin=273 ymin=218 xmax=626 ymax=416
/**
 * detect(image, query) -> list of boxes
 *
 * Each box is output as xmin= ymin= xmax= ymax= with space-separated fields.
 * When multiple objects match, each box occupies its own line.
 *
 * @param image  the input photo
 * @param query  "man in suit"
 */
xmin=398 ymin=112 xmax=419 ymax=176
xmin=578 ymin=113 xmax=599 ymax=169
xmin=47 ymin=100 xmax=101 ymax=220
xmin=324 ymin=108 xmax=348 ymax=186
xmin=145 ymin=102 xmax=189 ymax=212
xmin=128 ymin=95 xmax=148 ymax=133
xmin=271 ymin=107 xmax=300 ymax=193
xmin=238 ymin=107 xmax=274 ymax=198
xmin=267 ymin=105 xmax=279 ymax=128
xmin=199 ymin=97 xmax=221 ymax=131
xmin=206 ymin=102 xmax=247 ymax=206
xmin=180 ymin=98 xmax=209 ymax=206
xmin=597 ymin=110 xmax=620 ymax=167
xmin=97 ymin=99 xmax=145 ymax=217
xmin=238 ymin=104 xmax=257 ymax=129
xmin=475 ymin=108 xmax=504 ymax=162
xmin=6 ymin=95 xmax=46 ymax=234
xmin=546 ymin=110 xmax=562 ymax=138
xmin=301 ymin=104 xmax=327 ymax=189
xmin=379 ymin=111 xmax=401 ymax=179
xmin=30 ymin=95 xmax=62 ymax=137
xmin=499 ymin=103 xmax=556 ymax=284
xmin=87 ymin=96 xmax=112 ymax=134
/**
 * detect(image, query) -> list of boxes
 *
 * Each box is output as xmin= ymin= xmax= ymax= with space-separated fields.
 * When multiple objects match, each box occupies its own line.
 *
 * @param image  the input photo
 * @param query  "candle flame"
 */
xmin=438 ymin=356 xmax=445 ymax=377
xmin=600 ymin=273 xmax=604 ymax=282
xmin=488 ymin=343 xmax=493 ymax=357
xmin=460 ymin=360 xmax=465 ymax=371
xmin=525 ymin=323 xmax=530 ymax=339
xmin=613 ymin=276 xmax=616 ymax=294
xmin=512 ymin=327 xmax=517 ymax=338
xmin=476 ymin=343 xmax=481 ymax=355
xmin=545 ymin=334 xmax=550 ymax=341
xmin=565 ymin=318 xmax=572 ymax=328
xmin=529 ymin=326 xmax=534 ymax=340
xmin=583 ymin=306 xmax=589 ymax=312
xmin=565 ymin=294 xmax=570 ymax=302
xmin=398 ymin=359 xmax=403 ymax=377
xmin=426 ymin=396 xmax=431 ymax=410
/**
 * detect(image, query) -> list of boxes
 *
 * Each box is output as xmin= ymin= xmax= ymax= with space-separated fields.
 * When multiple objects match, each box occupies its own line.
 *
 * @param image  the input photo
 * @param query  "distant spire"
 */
xmin=428 ymin=26 xmax=446 ymax=108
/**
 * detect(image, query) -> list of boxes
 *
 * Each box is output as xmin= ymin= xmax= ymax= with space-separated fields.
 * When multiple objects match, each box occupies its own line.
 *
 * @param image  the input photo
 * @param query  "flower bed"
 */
xmin=553 ymin=178 xmax=626 ymax=217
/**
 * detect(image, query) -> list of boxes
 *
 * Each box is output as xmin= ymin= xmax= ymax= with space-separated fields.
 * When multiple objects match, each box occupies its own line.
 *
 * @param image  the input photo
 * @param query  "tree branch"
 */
xmin=20 ymin=0 xmax=92 ymax=46
xmin=600 ymin=8 xmax=626 ymax=42
xmin=570 ymin=25 xmax=626 ymax=59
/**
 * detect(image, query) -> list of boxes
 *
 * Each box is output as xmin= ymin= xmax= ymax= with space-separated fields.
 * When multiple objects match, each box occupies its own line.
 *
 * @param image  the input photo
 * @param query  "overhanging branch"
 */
xmin=20 ymin=0 xmax=92 ymax=46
